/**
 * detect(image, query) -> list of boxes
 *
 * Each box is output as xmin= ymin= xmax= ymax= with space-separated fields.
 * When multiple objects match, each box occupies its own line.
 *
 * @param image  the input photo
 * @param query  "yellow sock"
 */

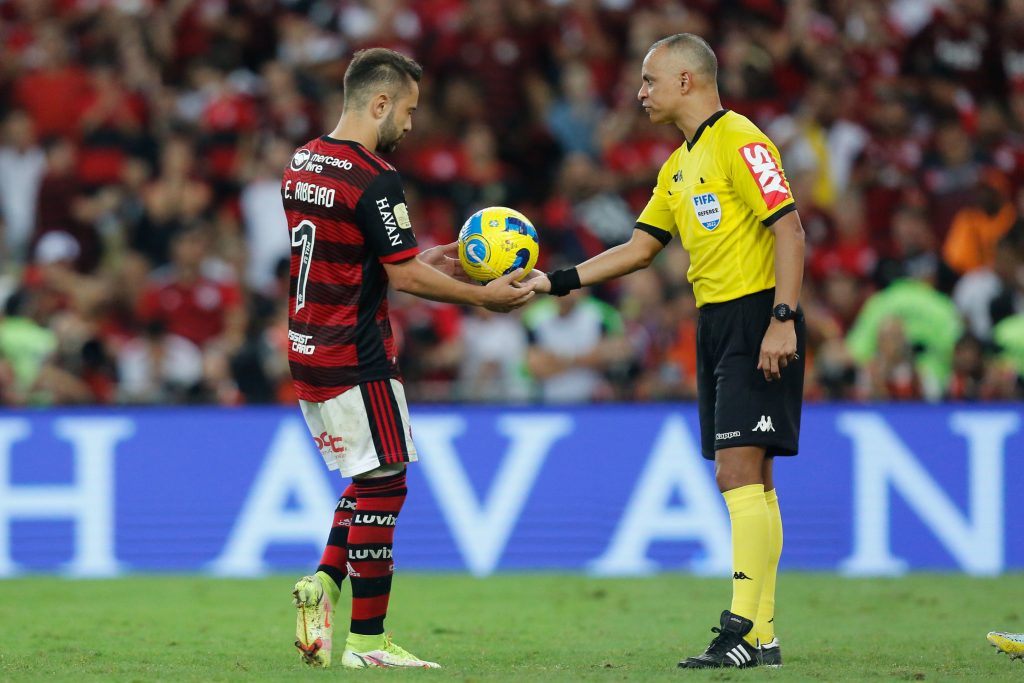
xmin=346 ymin=632 xmax=386 ymax=652
xmin=316 ymin=570 xmax=341 ymax=606
xmin=754 ymin=488 xmax=783 ymax=645
xmin=723 ymin=483 xmax=769 ymax=645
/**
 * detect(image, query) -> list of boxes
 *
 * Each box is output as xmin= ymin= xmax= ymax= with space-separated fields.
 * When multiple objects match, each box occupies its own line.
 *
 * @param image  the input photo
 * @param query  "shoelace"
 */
xmin=703 ymin=626 xmax=740 ymax=656
xmin=383 ymin=634 xmax=415 ymax=658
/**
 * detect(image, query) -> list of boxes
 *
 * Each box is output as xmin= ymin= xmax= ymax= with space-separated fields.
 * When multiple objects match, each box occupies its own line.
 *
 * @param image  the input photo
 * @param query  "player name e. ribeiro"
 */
xmin=284 ymin=179 xmax=335 ymax=208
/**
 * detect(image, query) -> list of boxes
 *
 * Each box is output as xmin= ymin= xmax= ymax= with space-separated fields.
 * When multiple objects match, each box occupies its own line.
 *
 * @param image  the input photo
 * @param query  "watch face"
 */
xmin=774 ymin=304 xmax=792 ymax=321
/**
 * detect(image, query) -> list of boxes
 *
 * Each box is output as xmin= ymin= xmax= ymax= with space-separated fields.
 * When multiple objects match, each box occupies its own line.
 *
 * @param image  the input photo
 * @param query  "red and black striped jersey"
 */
xmin=282 ymin=135 xmax=419 ymax=402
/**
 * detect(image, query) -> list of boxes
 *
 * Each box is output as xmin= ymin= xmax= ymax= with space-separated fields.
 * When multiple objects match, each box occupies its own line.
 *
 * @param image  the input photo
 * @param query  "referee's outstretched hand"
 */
xmin=518 ymin=269 xmax=551 ymax=293
xmin=758 ymin=319 xmax=798 ymax=382
xmin=482 ymin=269 xmax=537 ymax=313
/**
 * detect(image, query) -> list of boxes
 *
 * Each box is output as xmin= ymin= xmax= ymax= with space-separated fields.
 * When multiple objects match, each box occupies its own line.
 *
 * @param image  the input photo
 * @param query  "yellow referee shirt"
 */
xmin=636 ymin=109 xmax=796 ymax=307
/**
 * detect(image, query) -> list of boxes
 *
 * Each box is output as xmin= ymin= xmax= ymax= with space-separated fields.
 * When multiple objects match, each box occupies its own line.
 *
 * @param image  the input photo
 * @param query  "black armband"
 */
xmin=548 ymin=267 xmax=582 ymax=297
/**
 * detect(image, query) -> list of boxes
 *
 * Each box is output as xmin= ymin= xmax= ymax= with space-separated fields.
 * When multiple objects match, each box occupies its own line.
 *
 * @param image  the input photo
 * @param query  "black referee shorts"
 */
xmin=696 ymin=288 xmax=805 ymax=460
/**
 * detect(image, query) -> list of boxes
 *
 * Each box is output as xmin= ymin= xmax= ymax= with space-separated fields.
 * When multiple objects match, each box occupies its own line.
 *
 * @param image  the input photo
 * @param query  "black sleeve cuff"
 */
xmin=635 ymin=222 xmax=672 ymax=245
xmin=763 ymin=203 xmax=797 ymax=227
xmin=548 ymin=267 xmax=581 ymax=297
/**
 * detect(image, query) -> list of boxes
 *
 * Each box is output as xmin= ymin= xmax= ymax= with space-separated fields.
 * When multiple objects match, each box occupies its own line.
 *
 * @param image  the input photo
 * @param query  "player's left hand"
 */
xmin=418 ymin=242 xmax=475 ymax=283
xmin=758 ymin=319 xmax=798 ymax=382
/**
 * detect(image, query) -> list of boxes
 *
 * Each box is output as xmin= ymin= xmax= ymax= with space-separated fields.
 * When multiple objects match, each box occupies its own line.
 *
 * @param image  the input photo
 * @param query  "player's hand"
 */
xmin=758 ymin=319 xmax=798 ymax=382
xmin=518 ymin=269 xmax=551 ymax=293
xmin=418 ymin=242 xmax=475 ymax=283
xmin=482 ymin=269 xmax=537 ymax=312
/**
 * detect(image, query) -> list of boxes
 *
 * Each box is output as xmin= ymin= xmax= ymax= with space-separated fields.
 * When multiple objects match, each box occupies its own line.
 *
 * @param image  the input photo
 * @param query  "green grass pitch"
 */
xmin=1 ymin=573 xmax=1021 ymax=681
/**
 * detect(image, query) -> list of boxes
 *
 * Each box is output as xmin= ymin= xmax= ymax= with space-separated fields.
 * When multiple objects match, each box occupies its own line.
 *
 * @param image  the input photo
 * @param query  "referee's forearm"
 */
xmin=772 ymin=212 xmax=805 ymax=308
xmin=577 ymin=245 xmax=649 ymax=286
xmin=576 ymin=230 xmax=661 ymax=287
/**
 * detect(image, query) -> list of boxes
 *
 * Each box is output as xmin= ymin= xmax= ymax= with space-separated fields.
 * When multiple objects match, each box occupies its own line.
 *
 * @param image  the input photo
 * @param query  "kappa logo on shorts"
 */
xmin=716 ymin=430 xmax=741 ymax=440
xmin=752 ymin=415 xmax=775 ymax=433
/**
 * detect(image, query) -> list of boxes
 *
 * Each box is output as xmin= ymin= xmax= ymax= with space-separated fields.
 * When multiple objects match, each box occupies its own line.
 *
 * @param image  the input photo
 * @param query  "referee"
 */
xmin=534 ymin=33 xmax=805 ymax=669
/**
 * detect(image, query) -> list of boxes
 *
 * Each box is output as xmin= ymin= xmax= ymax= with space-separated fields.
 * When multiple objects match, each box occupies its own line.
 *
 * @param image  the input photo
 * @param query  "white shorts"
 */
xmin=299 ymin=379 xmax=418 ymax=478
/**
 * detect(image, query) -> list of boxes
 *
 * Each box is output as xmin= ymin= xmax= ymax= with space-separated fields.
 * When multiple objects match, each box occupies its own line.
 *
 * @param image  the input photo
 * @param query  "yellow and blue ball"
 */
xmin=457 ymin=206 xmax=540 ymax=282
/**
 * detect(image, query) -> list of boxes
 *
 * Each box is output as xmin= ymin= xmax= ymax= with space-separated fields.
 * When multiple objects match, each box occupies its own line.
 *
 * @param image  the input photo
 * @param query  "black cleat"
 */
xmin=759 ymin=637 xmax=782 ymax=667
xmin=678 ymin=610 xmax=760 ymax=669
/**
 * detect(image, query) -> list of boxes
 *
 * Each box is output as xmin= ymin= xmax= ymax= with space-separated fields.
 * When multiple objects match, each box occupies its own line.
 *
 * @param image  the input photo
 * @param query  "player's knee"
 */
xmin=353 ymin=463 xmax=406 ymax=480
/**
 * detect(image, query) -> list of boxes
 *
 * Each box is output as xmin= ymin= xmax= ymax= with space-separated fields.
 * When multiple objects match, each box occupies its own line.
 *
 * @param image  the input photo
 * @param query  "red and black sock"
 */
xmin=316 ymin=483 xmax=357 ymax=588
xmin=347 ymin=471 xmax=407 ymax=635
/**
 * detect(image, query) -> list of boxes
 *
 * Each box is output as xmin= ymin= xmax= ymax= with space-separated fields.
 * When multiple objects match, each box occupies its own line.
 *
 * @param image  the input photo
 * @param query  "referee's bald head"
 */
xmin=647 ymin=33 xmax=718 ymax=84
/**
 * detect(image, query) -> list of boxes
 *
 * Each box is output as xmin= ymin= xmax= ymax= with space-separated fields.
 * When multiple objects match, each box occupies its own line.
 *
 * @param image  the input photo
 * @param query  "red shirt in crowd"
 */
xmin=137 ymin=276 xmax=243 ymax=347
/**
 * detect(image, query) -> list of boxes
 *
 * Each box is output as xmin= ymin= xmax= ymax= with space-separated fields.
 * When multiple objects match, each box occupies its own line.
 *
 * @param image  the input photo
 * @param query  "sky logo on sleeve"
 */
xmin=739 ymin=143 xmax=790 ymax=209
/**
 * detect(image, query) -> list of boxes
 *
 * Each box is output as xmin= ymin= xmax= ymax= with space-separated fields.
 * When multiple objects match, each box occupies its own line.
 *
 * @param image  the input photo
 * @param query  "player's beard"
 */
xmin=377 ymin=110 xmax=405 ymax=153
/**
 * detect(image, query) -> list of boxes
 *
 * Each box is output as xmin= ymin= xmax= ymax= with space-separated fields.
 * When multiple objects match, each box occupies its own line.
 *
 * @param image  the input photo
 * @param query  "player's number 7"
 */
xmin=291 ymin=219 xmax=316 ymax=313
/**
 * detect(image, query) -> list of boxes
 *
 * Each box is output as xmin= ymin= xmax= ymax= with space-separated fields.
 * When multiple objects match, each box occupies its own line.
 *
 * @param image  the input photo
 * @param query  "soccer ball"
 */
xmin=458 ymin=206 xmax=540 ymax=282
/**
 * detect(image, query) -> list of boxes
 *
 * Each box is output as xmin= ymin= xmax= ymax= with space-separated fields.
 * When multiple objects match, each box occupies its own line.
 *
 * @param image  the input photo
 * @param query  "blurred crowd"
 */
xmin=1 ymin=0 xmax=1023 ymax=406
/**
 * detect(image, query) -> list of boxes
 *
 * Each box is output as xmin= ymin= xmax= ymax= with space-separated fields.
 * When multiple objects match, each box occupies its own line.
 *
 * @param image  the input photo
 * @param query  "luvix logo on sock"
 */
xmin=353 ymin=513 xmax=397 ymax=526
xmin=733 ymin=571 xmax=753 ymax=580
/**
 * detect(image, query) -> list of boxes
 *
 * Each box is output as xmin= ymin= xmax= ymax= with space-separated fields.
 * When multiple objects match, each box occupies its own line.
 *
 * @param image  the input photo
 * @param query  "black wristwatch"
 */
xmin=772 ymin=303 xmax=797 ymax=322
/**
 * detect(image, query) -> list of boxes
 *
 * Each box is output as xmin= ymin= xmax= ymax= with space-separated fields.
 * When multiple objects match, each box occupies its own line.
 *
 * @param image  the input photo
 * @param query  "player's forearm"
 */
xmin=772 ymin=212 xmax=805 ymax=308
xmin=388 ymin=258 xmax=485 ymax=306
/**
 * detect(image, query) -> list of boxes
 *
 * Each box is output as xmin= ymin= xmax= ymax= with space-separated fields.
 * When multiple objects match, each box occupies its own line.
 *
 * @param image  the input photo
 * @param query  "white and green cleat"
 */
xmin=988 ymin=632 xmax=1024 ymax=661
xmin=341 ymin=633 xmax=441 ymax=669
xmin=293 ymin=574 xmax=333 ymax=667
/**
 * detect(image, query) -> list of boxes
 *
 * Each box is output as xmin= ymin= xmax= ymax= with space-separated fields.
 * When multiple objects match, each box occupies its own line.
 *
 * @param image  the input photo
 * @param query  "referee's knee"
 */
xmin=714 ymin=447 xmax=766 ymax=492
xmin=715 ymin=471 xmax=761 ymax=492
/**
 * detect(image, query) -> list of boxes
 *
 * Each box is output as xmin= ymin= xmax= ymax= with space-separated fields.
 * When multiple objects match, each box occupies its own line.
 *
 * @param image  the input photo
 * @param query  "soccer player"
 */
xmin=532 ymin=33 xmax=805 ymax=668
xmin=282 ymin=47 xmax=535 ymax=669
xmin=988 ymin=632 xmax=1024 ymax=660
